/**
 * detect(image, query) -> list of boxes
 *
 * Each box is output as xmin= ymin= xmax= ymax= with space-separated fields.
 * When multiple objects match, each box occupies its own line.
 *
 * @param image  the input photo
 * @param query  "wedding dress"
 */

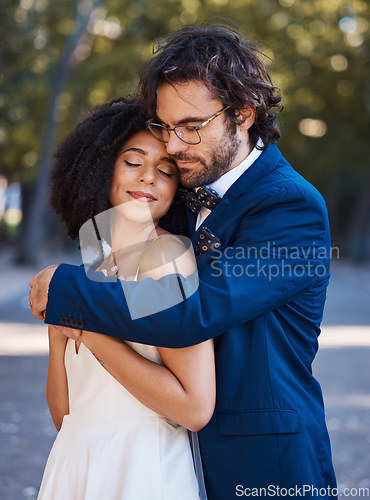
xmin=37 ymin=337 xmax=202 ymax=499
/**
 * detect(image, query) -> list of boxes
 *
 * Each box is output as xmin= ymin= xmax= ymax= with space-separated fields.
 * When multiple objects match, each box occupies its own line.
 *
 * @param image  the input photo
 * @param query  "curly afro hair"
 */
xmin=51 ymin=97 xmax=188 ymax=240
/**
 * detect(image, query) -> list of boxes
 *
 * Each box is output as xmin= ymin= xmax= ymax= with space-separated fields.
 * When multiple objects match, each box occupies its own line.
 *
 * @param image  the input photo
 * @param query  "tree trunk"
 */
xmin=16 ymin=0 xmax=105 ymax=265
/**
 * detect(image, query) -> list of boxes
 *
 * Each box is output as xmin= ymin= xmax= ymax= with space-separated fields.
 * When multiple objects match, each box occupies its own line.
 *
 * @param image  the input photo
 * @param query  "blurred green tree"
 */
xmin=0 ymin=0 xmax=369 ymax=262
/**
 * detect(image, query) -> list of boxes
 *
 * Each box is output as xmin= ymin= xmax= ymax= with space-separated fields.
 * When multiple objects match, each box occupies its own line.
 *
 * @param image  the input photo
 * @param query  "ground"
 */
xmin=0 ymin=251 xmax=369 ymax=499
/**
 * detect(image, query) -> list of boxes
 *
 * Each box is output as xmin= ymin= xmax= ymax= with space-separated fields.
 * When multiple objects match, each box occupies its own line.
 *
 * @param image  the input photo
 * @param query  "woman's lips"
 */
xmin=128 ymin=191 xmax=156 ymax=202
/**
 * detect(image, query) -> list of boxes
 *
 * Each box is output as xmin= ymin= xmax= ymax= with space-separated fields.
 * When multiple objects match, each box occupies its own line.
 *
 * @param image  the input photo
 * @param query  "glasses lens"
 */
xmin=148 ymin=124 xmax=169 ymax=143
xmin=175 ymin=126 xmax=201 ymax=145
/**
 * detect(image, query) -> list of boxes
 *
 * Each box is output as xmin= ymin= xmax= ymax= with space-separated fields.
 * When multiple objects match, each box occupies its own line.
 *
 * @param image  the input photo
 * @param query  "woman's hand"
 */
xmin=51 ymin=325 xmax=82 ymax=342
xmin=48 ymin=325 xmax=70 ymax=343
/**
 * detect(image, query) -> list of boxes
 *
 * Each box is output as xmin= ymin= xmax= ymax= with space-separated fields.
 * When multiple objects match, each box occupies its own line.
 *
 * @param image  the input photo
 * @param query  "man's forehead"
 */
xmin=156 ymin=81 xmax=219 ymax=122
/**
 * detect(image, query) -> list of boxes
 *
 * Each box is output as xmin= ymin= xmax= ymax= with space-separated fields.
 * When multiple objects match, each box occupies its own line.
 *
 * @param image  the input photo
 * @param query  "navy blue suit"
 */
xmin=46 ymin=144 xmax=337 ymax=499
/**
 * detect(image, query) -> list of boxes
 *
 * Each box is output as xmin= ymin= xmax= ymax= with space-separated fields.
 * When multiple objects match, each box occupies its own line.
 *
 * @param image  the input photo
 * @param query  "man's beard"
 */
xmin=173 ymin=128 xmax=241 ymax=188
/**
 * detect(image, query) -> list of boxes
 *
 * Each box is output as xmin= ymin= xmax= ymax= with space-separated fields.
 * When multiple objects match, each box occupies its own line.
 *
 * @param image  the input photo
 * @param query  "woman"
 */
xmin=37 ymin=98 xmax=215 ymax=500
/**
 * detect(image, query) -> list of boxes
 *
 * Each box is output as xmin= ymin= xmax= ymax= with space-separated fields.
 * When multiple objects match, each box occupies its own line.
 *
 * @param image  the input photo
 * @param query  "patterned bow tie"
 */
xmin=178 ymin=186 xmax=221 ymax=214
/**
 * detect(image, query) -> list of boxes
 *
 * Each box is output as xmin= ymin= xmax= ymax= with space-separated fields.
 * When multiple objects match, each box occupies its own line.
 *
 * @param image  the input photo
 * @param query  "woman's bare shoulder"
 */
xmin=138 ymin=232 xmax=196 ymax=280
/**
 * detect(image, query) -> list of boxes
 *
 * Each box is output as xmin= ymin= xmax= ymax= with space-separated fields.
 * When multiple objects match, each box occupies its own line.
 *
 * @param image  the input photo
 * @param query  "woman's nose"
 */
xmin=165 ymin=131 xmax=189 ymax=155
xmin=138 ymin=166 xmax=155 ymax=184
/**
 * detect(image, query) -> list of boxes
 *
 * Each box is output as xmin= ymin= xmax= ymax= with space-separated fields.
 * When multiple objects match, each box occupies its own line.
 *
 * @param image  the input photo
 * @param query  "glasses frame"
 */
xmin=147 ymin=105 xmax=230 ymax=145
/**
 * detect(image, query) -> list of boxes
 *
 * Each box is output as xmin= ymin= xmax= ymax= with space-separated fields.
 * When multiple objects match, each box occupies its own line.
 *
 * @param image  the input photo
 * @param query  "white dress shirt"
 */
xmin=195 ymin=139 xmax=263 ymax=229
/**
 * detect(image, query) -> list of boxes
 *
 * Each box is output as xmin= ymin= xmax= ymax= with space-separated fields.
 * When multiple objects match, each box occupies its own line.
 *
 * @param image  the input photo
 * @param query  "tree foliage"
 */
xmin=1 ymin=0 xmax=369 ymax=259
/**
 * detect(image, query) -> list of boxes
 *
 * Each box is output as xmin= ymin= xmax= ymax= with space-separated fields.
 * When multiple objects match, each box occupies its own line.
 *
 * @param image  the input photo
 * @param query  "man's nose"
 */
xmin=165 ymin=132 xmax=189 ymax=155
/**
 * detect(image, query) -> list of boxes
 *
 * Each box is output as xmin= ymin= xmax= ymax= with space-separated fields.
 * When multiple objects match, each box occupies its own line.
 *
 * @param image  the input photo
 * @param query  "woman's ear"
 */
xmin=235 ymin=107 xmax=255 ymax=131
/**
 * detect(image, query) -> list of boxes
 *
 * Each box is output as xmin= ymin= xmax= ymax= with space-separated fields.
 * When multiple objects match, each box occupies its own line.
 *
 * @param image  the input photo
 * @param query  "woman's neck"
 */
xmin=109 ymin=212 xmax=159 ymax=255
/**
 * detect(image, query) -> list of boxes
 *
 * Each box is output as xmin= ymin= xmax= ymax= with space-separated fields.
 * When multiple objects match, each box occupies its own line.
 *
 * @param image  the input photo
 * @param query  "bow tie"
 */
xmin=178 ymin=186 xmax=221 ymax=214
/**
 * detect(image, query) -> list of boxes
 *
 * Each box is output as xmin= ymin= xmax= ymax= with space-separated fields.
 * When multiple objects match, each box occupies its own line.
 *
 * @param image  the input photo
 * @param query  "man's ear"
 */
xmin=235 ymin=107 xmax=255 ymax=131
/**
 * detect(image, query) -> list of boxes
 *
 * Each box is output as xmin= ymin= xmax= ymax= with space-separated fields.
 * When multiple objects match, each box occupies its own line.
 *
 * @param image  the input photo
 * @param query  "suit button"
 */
xmin=65 ymin=318 xmax=72 ymax=326
xmin=60 ymin=316 xmax=66 ymax=325
xmin=71 ymin=319 xmax=78 ymax=327
xmin=77 ymin=320 xmax=85 ymax=329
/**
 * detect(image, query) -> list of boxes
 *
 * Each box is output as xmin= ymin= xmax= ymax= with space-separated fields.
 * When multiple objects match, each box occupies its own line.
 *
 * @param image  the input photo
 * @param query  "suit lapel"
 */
xmin=220 ymin=143 xmax=283 ymax=205
xmin=189 ymin=143 xmax=283 ymax=246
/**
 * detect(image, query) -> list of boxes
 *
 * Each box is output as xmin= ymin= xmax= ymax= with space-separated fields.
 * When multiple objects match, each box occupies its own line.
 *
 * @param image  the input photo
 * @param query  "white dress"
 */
xmin=37 ymin=338 xmax=202 ymax=499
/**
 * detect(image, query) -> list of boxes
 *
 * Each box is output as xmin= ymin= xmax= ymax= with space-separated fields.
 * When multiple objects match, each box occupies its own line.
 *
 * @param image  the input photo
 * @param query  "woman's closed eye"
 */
xmin=158 ymin=168 xmax=175 ymax=178
xmin=124 ymin=159 xmax=176 ymax=179
xmin=125 ymin=160 xmax=142 ymax=167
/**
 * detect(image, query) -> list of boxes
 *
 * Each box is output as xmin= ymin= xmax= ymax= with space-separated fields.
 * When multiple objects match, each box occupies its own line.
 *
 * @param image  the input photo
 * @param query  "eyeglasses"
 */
xmin=147 ymin=105 xmax=230 ymax=145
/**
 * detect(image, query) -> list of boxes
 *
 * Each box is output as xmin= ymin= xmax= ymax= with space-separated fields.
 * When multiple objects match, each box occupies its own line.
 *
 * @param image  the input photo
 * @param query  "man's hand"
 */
xmin=29 ymin=264 xmax=59 ymax=320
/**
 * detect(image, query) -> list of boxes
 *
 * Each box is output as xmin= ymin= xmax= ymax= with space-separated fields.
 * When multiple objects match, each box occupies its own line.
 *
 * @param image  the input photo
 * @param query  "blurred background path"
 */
xmin=0 ymin=252 xmax=369 ymax=499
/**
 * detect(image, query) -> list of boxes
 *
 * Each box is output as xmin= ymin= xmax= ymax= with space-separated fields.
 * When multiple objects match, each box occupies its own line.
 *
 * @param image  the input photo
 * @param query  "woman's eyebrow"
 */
xmin=122 ymin=148 xmax=176 ymax=166
xmin=122 ymin=147 xmax=146 ymax=155
xmin=161 ymin=157 xmax=177 ymax=166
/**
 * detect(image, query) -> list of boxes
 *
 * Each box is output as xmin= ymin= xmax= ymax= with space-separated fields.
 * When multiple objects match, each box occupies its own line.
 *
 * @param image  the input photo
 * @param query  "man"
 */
xmin=30 ymin=25 xmax=337 ymax=499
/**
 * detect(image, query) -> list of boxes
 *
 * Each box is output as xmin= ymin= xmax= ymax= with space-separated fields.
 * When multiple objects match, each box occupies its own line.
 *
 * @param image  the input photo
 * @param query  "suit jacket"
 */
xmin=46 ymin=144 xmax=337 ymax=499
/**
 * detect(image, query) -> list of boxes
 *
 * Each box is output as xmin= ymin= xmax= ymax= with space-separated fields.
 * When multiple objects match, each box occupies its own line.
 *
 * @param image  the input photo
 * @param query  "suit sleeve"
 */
xmin=45 ymin=184 xmax=331 ymax=348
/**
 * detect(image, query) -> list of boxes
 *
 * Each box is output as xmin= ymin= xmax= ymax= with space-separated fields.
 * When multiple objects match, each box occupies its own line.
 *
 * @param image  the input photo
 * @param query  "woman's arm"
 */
xmin=46 ymin=326 xmax=69 ymax=431
xmin=79 ymin=236 xmax=215 ymax=431
xmin=80 ymin=332 xmax=214 ymax=432
xmin=44 ymin=179 xmax=331 ymax=347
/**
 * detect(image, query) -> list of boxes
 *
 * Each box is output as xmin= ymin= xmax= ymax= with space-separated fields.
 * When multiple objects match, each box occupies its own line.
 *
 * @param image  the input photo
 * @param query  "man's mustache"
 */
xmin=171 ymin=153 xmax=202 ymax=164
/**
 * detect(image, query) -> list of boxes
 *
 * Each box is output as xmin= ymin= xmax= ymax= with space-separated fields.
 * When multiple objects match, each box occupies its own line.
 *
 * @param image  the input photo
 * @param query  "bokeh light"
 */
xmin=299 ymin=118 xmax=327 ymax=138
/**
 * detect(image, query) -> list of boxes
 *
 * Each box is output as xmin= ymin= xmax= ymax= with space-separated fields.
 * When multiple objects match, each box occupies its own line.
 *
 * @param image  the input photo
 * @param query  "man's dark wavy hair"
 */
xmin=50 ymin=97 xmax=187 ymax=241
xmin=137 ymin=24 xmax=283 ymax=149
